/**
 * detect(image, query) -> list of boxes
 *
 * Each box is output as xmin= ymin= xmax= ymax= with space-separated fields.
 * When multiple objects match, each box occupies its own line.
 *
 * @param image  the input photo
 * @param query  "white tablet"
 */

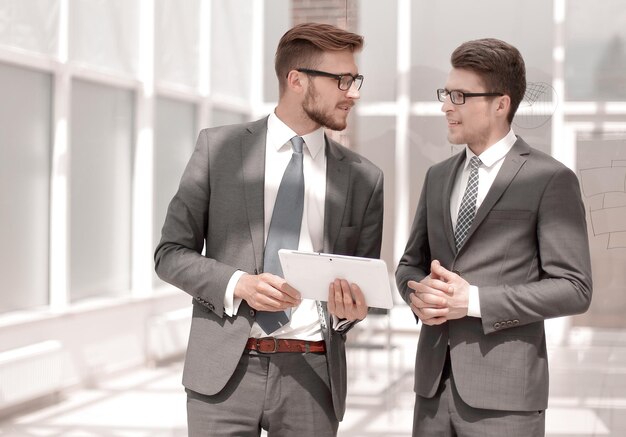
xmin=278 ymin=249 xmax=394 ymax=309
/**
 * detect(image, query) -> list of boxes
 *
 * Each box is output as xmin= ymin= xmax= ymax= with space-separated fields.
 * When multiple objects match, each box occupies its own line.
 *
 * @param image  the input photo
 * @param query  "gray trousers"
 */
xmin=186 ymin=350 xmax=338 ymax=437
xmin=413 ymin=353 xmax=545 ymax=437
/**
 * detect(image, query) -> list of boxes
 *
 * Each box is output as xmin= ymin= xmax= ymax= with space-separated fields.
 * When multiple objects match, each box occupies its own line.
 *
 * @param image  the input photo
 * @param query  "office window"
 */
xmin=0 ymin=0 xmax=59 ymax=55
xmin=565 ymin=0 xmax=626 ymax=101
xmin=356 ymin=116 xmax=396 ymax=267
xmin=263 ymin=0 xmax=289 ymax=103
xmin=212 ymin=108 xmax=247 ymax=127
xmin=69 ymin=79 xmax=134 ymax=302
xmin=357 ymin=0 xmax=397 ymax=103
xmin=69 ymin=0 xmax=139 ymax=77
xmin=408 ymin=116 xmax=459 ymax=214
xmin=512 ymin=118 xmax=552 ymax=155
xmin=0 ymin=62 xmax=51 ymax=313
xmin=154 ymin=0 xmax=200 ymax=88
xmin=410 ymin=0 xmax=552 ymax=102
xmin=211 ymin=0 xmax=253 ymax=100
xmin=153 ymin=97 xmax=196 ymax=261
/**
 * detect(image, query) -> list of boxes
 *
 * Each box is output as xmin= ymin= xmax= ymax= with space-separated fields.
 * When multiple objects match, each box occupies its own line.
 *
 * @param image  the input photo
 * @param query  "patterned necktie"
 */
xmin=454 ymin=156 xmax=482 ymax=250
xmin=256 ymin=136 xmax=305 ymax=334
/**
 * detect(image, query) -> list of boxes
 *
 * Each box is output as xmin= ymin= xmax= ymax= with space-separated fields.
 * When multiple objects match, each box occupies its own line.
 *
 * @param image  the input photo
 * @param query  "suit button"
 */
xmin=494 ymin=322 xmax=501 ymax=329
xmin=512 ymin=319 xmax=519 ymax=325
xmin=208 ymin=303 xmax=215 ymax=310
xmin=249 ymin=309 xmax=256 ymax=317
xmin=506 ymin=320 xmax=513 ymax=327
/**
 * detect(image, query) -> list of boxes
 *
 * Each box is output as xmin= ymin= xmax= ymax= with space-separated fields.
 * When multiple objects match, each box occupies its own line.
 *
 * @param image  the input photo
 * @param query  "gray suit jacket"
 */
xmin=396 ymin=137 xmax=592 ymax=411
xmin=155 ymin=117 xmax=384 ymax=421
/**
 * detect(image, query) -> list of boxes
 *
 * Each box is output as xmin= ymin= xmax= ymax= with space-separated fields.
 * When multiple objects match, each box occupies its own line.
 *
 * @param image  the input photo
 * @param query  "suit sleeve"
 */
xmin=154 ymin=129 xmax=235 ymax=317
xmin=479 ymin=166 xmax=593 ymax=334
xmin=395 ymin=168 xmax=432 ymax=306
xmin=355 ymin=168 xmax=384 ymax=259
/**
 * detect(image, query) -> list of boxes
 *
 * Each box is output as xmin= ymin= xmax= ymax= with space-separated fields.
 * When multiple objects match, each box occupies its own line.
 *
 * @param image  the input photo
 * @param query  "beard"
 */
xmin=302 ymin=83 xmax=349 ymax=131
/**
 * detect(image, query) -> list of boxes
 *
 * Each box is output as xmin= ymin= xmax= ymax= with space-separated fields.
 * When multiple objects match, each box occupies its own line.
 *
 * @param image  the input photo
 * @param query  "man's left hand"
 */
xmin=328 ymin=279 xmax=368 ymax=321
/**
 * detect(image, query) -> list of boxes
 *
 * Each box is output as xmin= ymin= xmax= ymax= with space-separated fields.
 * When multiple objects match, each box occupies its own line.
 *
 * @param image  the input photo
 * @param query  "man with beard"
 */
xmin=155 ymin=23 xmax=383 ymax=436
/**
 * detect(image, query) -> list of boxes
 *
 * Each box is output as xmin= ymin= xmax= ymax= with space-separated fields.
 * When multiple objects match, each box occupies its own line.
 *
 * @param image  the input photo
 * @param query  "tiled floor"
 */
xmin=1 ymin=313 xmax=625 ymax=436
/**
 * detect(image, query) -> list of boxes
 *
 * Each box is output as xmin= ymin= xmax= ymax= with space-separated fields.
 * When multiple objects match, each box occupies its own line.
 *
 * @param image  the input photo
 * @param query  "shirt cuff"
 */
xmin=332 ymin=314 xmax=352 ymax=332
xmin=467 ymin=285 xmax=481 ymax=318
xmin=224 ymin=270 xmax=246 ymax=317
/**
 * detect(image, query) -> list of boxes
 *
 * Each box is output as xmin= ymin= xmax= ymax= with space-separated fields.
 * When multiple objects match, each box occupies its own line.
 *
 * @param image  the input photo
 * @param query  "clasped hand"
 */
xmin=408 ymin=260 xmax=470 ymax=326
xmin=236 ymin=274 xmax=367 ymax=322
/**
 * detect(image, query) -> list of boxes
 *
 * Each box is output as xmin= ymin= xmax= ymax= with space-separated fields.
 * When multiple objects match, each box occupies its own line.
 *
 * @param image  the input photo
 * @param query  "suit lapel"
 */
xmin=464 ymin=138 xmax=530 ymax=244
xmin=323 ymin=137 xmax=350 ymax=253
xmin=241 ymin=118 xmax=268 ymax=270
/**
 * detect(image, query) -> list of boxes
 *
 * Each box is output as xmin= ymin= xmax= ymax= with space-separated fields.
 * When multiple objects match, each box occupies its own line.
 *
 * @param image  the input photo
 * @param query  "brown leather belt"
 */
xmin=245 ymin=337 xmax=326 ymax=354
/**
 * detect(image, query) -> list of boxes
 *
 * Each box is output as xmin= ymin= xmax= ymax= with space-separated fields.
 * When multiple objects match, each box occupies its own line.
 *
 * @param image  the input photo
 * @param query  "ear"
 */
xmin=286 ymin=69 xmax=306 ymax=94
xmin=495 ymin=94 xmax=511 ymax=119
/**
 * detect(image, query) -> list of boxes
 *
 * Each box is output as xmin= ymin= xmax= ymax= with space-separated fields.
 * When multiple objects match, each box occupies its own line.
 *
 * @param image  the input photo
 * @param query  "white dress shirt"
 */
xmin=224 ymin=112 xmax=327 ymax=340
xmin=450 ymin=129 xmax=517 ymax=317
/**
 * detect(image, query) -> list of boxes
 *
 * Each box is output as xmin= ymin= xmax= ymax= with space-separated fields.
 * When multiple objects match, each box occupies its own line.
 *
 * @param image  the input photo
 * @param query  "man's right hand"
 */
xmin=234 ymin=273 xmax=301 ymax=311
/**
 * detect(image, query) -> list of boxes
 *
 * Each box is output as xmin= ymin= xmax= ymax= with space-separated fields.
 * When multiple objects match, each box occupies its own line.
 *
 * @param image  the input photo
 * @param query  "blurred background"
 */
xmin=1 ymin=0 xmax=625 ymax=435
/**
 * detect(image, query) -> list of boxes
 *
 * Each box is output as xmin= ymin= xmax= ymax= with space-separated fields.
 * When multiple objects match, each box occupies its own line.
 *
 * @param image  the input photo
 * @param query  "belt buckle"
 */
xmin=256 ymin=337 xmax=279 ymax=354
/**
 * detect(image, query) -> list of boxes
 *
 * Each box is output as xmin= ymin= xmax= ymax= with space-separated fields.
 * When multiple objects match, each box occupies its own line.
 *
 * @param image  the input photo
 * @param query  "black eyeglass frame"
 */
xmin=295 ymin=68 xmax=364 ymax=91
xmin=437 ymin=88 xmax=504 ymax=105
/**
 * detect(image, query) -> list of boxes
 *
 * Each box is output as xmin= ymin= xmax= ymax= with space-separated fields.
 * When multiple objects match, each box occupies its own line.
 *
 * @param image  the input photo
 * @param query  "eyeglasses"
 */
xmin=437 ymin=88 xmax=503 ymax=105
xmin=296 ymin=68 xmax=364 ymax=91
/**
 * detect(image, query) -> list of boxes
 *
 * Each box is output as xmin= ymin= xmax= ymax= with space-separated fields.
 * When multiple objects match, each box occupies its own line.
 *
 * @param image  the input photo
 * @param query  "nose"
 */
xmin=441 ymin=95 xmax=453 ymax=113
xmin=346 ymin=81 xmax=360 ymax=99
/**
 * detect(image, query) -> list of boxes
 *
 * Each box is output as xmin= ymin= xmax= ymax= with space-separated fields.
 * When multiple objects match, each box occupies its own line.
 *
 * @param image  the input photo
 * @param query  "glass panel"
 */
xmin=576 ymin=134 xmax=626 ymax=328
xmin=357 ymin=0 xmax=397 ymax=102
xmin=408 ymin=116 xmax=458 ymax=216
xmin=565 ymin=0 xmax=626 ymax=101
xmin=154 ymin=0 xmax=200 ymax=88
xmin=69 ymin=0 xmax=139 ymax=76
xmin=0 ymin=62 xmax=51 ymax=313
xmin=410 ymin=0 xmax=553 ymax=102
xmin=153 ymin=96 xmax=196 ymax=279
xmin=69 ymin=79 xmax=134 ymax=302
xmin=355 ymin=116 xmax=396 ymax=269
xmin=513 ymin=80 xmax=557 ymax=155
xmin=263 ymin=0 xmax=290 ymax=103
xmin=513 ymin=119 xmax=552 ymax=156
xmin=211 ymin=0 xmax=253 ymax=100
xmin=0 ymin=0 xmax=59 ymax=55
xmin=212 ymin=108 xmax=247 ymax=127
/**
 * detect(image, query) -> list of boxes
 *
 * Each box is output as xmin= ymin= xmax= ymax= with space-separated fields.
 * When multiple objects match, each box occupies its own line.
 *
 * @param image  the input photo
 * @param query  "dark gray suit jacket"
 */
xmin=155 ymin=117 xmax=384 ymax=421
xmin=396 ymin=137 xmax=592 ymax=411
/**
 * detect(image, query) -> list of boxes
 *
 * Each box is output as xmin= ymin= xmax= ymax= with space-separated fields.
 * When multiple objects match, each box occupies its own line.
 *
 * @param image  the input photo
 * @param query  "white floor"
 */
xmin=1 ymin=312 xmax=625 ymax=436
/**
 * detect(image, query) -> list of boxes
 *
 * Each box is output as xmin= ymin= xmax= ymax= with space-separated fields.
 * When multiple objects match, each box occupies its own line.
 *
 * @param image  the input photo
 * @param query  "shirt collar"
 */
xmin=268 ymin=112 xmax=325 ymax=159
xmin=464 ymin=128 xmax=517 ymax=168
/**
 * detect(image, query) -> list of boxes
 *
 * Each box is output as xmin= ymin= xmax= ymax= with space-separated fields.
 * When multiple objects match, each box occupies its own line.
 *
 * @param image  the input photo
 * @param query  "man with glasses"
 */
xmin=396 ymin=38 xmax=592 ymax=436
xmin=155 ymin=23 xmax=383 ymax=436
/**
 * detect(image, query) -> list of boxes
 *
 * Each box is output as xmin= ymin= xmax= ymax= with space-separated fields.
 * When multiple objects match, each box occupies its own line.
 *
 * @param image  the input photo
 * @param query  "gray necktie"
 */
xmin=454 ymin=156 xmax=482 ymax=250
xmin=256 ymin=136 xmax=305 ymax=334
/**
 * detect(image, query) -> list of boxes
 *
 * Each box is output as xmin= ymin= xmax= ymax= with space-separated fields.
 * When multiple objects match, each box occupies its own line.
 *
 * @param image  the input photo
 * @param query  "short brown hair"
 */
xmin=451 ymin=38 xmax=526 ymax=124
xmin=275 ymin=23 xmax=364 ymax=94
